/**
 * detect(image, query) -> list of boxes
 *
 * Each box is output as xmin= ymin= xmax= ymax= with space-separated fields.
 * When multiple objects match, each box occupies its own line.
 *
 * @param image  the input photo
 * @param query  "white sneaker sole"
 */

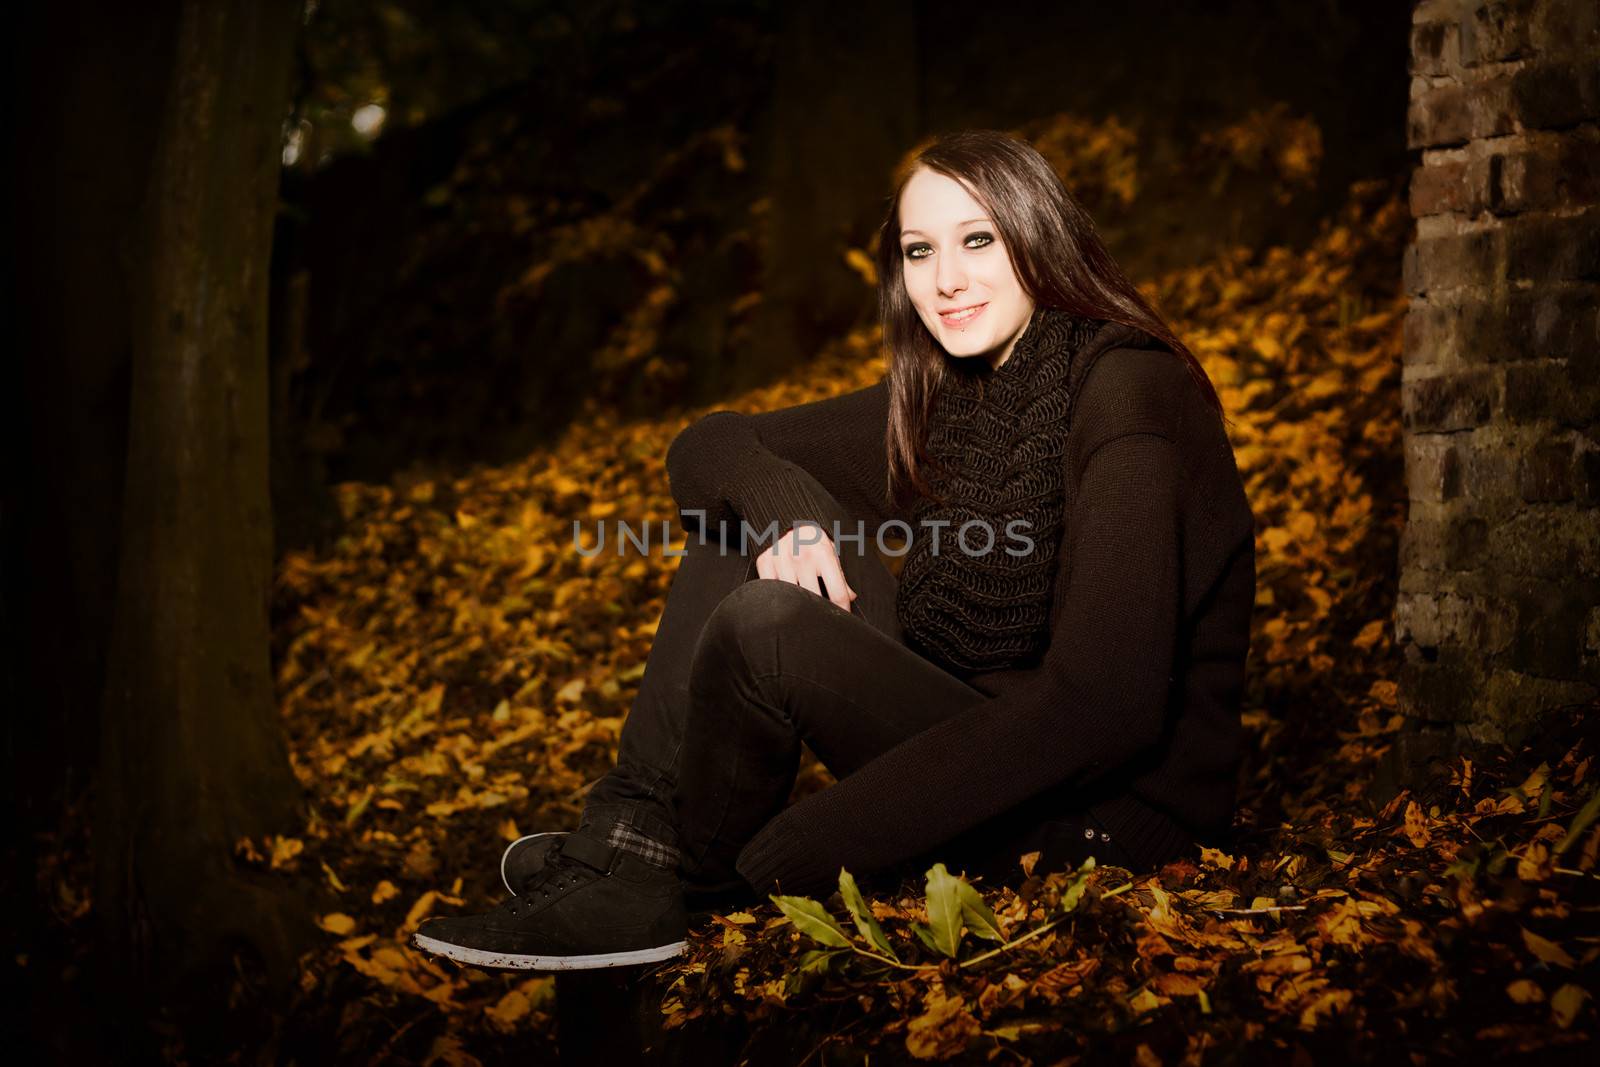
xmin=412 ymin=931 xmax=688 ymax=971
xmin=500 ymin=831 xmax=567 ymax=896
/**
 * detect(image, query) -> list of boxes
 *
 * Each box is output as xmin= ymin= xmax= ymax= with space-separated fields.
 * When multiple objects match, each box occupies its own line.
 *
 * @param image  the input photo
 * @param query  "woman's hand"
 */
xmin=755 ymin=522 xmax=859 ymax=614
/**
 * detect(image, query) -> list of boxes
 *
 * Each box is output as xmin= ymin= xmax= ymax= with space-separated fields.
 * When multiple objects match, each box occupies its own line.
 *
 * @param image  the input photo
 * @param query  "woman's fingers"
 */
xmin=774 ymin=536 xmax=800 ymax=589
xmin=753 ymin=528 xmax=857 ymax=614
xmin=814 ymin=542 xmax=856 ymax=613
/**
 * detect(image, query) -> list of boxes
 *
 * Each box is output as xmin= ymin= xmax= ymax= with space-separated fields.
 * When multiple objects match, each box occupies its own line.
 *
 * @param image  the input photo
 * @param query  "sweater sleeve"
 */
xmin=734 ymin=428 xmax=1184 ymax=896
xmin=665 ymin=380 xmax=898 ymax=545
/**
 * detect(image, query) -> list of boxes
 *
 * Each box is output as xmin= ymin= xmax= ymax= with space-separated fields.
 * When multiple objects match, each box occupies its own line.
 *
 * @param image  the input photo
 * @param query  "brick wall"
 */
xmin=1398 ymin=0 xmax=1599 ymax=747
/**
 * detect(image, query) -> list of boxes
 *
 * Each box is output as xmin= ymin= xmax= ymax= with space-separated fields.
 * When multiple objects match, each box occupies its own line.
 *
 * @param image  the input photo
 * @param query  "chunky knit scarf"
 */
xmin=895 ymin=307 xmax=1106 ymax=674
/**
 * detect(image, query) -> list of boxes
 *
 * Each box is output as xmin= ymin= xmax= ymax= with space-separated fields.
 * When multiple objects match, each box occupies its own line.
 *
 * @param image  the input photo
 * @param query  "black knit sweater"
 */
xmin=664 ymin=319 xmax=1257 ymax=895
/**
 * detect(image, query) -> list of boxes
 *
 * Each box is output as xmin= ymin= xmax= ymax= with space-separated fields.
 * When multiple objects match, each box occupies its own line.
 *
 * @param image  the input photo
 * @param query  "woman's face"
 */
xmin=897 ymin=167 xmax=1035 ymax=370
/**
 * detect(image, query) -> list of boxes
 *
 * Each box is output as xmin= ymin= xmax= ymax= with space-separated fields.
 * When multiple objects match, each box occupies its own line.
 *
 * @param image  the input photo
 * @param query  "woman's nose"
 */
xmin=936 ymin=257 xmax=967 ymax=296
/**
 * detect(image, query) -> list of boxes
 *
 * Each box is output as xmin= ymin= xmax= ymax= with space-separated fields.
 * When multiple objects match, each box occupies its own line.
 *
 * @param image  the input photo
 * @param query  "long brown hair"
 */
xmin=878 ymin=129 xmax=1223 ymax=512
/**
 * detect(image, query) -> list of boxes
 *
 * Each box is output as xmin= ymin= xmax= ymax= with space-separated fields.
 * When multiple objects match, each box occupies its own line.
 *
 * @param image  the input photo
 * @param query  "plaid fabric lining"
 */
xmin=605 ymin=821 xmax=679 ymax=871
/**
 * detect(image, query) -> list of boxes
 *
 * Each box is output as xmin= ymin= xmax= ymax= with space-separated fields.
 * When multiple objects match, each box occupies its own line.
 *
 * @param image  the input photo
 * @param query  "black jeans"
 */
xmin=580 ymin=483 xmax=1136 ymax=892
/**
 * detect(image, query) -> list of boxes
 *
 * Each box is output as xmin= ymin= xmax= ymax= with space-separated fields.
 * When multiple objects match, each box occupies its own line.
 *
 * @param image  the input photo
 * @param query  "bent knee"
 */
xmin=692 ymin=579 xmax=831 ymax=678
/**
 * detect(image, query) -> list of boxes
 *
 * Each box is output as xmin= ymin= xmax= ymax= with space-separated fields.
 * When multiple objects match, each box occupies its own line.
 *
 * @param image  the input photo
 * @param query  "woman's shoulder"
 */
xmin=1068 ymin=335 xmax=1195 ymax=467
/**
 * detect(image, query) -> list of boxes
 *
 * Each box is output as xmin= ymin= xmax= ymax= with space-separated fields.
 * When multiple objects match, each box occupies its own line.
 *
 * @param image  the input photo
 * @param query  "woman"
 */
xmin=415 ymin=129 xmax=1256 ymax=972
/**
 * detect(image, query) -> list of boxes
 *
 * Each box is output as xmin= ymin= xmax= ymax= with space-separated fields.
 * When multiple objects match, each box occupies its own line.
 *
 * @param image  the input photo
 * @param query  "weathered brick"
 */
xmin=1463 ymin=0 xmax=1540 ymax=65
xmin=1464 ymin=288 xmax=1600 ymax=363
xmin=1505 ymin=361 xmax=1600 ymax=426
xmin=1403 ymin=0 xmax=1600 ymax=729
xmin=1407 ymin=434 xmax=1463 ymax=502
xmin=1399 ymin=647 xmax=1485 ymax=723
xmin=1509 ymin=581 xmax=1594 ymax=675
xmin=1518 ymin=438 xmax=1575 ymax=501
xmin=1411 ymin=159 xmax=1482 ymax=216
xmin=1409 ymin=590 xmax=1517 ymax=652
xmin=1511 ymin=60 xmax=1600 ymax=129
xmin=1412 ymin=0 xmax=1464 ymax=23
xmin=1449 ymin=515 xmax=1490 ymax=569
xmin=1442 ymin=592 xmax=1517 ymax=653
xmin=1487 ymin=505 xmax=1600 ymax=577
xmin=1409 ymin=80 xmax=1518 ymax=149
xmin=1488 ymin=137 xmax=1600 ymax=215
xmin=1411 ymin=20 xmax=1459 ymax=76
xmin=1479 ymin=669 xmax=1599 ymax=745
xmin=1405 ymin=226 xmax=1504 ymax=293
xmin=1577 ymin=439 xmax=1600 ymax=504
xmin=1403 ymin=369 xmax=1500 ymax=430
xmin=1457 ymin=437 xmax=1519 ymax=497
xmin=1404 ymin=300 xmax=1455 ymax=366
xmin=1401 ymin=294 xmax=1588 ymax=367
xmin=1395 ymin=591 xmax=1442 ymax=647
xmin=1401 ymin=513 xmax=1491 ymax=571
xmin=1529 ymin=0 xmax=1600 ymax=61
xmin=1505 ymin=207 xmax=1600 ymax=281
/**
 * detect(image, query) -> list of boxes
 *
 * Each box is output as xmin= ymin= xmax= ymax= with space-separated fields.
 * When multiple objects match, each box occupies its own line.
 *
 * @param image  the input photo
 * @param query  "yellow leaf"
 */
xmin=405 ymin=891 xmax=439 ymax=932
xmin=844 ymin=247 xmax=878 ymax=287
xmin=1515 ymin=842 xmax=1551 ymax=882
xmin=487 ymin=977 xmax=553 ymax=1032
xmin=1403 ymin=800 xmax=1431 ymax=848
xmin=318 ymin=912 xmax=356 ymax=936
xmin=1151 ymin=973 xmax=1206 ymax=996
xmin=1521 ymin=927 xmax=1575 ymax=968
xmin=1351 ymin=619 xmax=1385 ymax=650
xmin=1252 ymin=334 xmax=1284 ymax=361
xmin=1551 ymin=984 xmax=1589 ymax=1029
xmin=1129 ymin=987 xmax=1165 ymax=1014
xmin=905 ymin=987 xmax=980 ymax=1060
xmin=269 ymin=836 xmax=304 ymax=870
xmin=1505 ymin=979 xmax=1544 ymax=1004
xmin=1516 ymin=763 xmax=1549 ymax=803
xmin=371 ymin=880 xmax=399 ymax=905
xmin=1298 ymin=988 xmax=1353 ymax=1029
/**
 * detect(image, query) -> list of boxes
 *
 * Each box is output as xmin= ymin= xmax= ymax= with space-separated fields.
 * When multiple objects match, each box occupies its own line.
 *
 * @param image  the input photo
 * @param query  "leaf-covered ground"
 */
xmin=31 ymin=111 xmax=1598 ymax=1064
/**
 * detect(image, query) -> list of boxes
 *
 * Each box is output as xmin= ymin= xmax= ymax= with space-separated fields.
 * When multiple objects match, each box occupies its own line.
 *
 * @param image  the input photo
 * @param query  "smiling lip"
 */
xmin=939 ymin=302 xmax=988 ymax=326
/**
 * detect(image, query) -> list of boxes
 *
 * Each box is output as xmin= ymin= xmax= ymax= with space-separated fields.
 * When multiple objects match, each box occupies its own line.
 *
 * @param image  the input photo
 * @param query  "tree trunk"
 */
xmin=8 ymin=0 xmax=173 ymax=886
xmin=749 ymin=0 xmax=918 ymax=381
xmin=94 ymin=0 xmax=310 ymax=1046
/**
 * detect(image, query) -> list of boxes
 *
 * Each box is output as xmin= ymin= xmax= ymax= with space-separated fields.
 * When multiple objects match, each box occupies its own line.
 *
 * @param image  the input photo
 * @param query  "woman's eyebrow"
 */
xmin=900 ymin=218 xmax=991 ymax=238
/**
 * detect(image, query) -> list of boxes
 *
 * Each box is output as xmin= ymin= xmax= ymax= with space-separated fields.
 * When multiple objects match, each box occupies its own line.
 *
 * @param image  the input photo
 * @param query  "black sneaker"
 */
xmin=413 ymin=831 xmax=687 ymax=970
xmin=500 ymin=830 xmax=568 ymax=895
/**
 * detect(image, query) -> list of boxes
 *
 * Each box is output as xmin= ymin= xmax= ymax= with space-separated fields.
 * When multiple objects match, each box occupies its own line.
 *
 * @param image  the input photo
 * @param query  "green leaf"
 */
xmin=785 ymin=947 xmax=846 ymax=997
xmin=954 ymin=879 xmax=1004 ymax=942
xmin=838 ymin=869 xmax=896 ymax=959
xmin=1061 ymin=857 xmax=1096 ymax=914
xmin=1555 ymin=787 xmax=1600 ymax=857
xmin=924 ymin=863 xmax=964 ymax=957
xmin=770 ymin=894 xmax=853 ymax=948
xmin=909 ymin=921 xmax=941 ymax=954
xmin=796 ymin=948 xmax=846 ymax=975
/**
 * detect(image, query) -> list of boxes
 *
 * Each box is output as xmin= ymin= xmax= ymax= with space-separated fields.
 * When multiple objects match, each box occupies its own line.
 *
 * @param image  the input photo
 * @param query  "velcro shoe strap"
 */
xmin=558 ymin=832 xmax=619 ymax=874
